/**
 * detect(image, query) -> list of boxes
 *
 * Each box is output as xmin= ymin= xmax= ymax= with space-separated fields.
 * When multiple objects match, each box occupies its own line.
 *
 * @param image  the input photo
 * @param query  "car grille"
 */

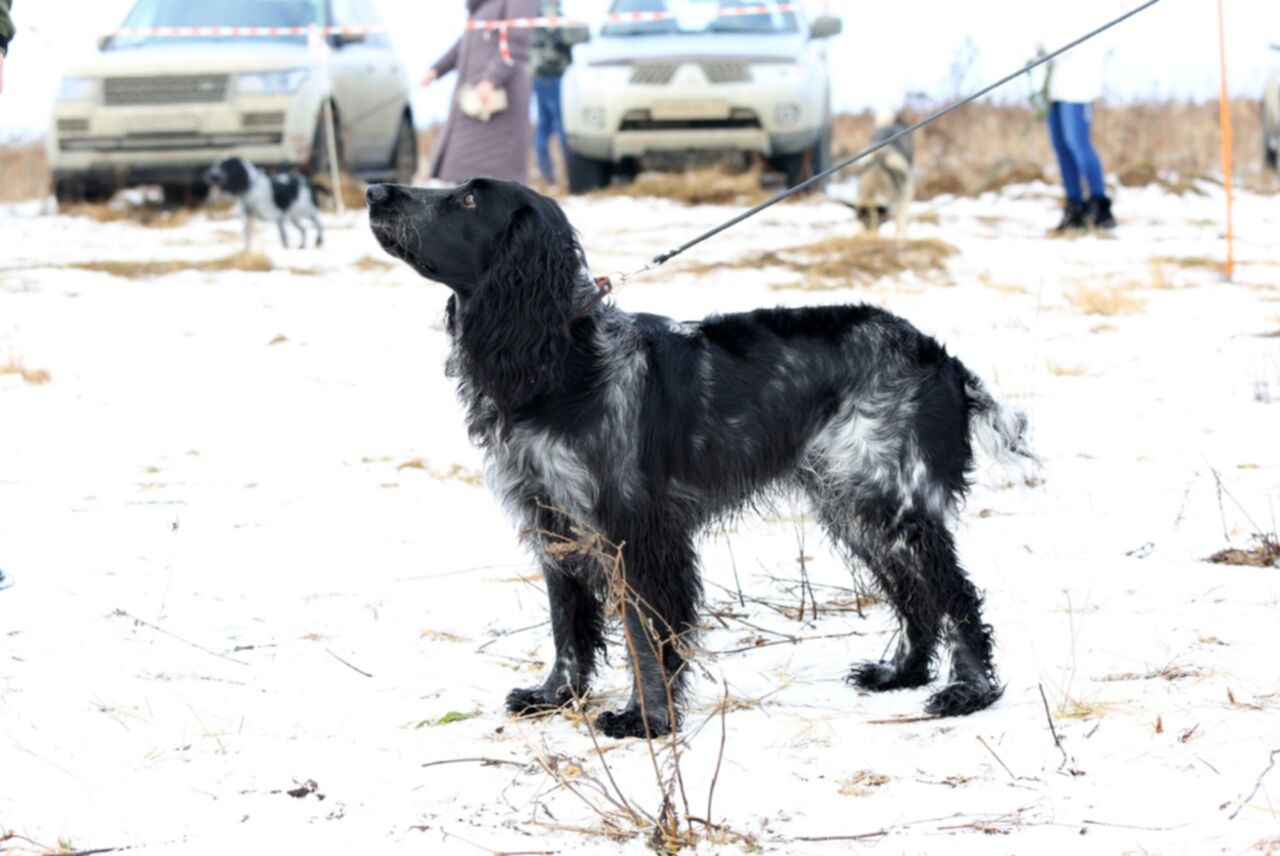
xmin=628 ymin=62 xmax=753 ymax=86
xmin=242 ymin=111 xmax=286 ymax=129
xmin=700 ymin=62 xmax=751 ymax=84
xmin=630 ymin=63 xmax=678 ymax=85
xmin=57 ymin=118 xmax=91 ymax=134
xmin=103 ymin=75 xmax=230 ymax=106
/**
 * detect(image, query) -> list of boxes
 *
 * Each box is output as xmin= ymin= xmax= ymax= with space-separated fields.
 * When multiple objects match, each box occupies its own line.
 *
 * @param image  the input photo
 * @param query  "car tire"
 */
xmin=567 ymin=150 xmax=613 ymax=194
xmin=54 ymin=177 xmax=115 ymax=205
xmin=773 ymin=132 xmax=830 ymax=192
xmin=391 ymin=114 xmax=418 ymax=185
xmin=308 ymin=103 xmax=343 ymax=176
xmin=162 ymin=182 xmax=210 ymax=206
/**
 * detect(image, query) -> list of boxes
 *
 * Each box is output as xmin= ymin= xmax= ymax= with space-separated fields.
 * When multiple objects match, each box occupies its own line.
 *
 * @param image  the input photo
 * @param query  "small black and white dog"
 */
xmin=203 ymin=156 xmax=329 ymax=251
xmin=367 ymin=178 xmax=1035 ymax=739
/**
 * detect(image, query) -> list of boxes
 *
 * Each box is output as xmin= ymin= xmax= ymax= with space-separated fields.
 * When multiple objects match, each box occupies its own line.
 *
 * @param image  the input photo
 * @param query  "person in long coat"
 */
xmin=422 ymin=0 xmax=539 ymax=185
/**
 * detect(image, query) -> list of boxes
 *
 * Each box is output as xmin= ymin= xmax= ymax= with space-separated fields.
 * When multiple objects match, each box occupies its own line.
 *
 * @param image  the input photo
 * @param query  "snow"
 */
xmin=1 ymin=177 xmax=1278 ymax=854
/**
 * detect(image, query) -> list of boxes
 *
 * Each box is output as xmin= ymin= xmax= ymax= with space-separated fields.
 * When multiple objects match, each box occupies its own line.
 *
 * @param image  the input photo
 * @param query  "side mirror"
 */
xmin=810 ymin=15 xmax=842 ymax=40
xmin=97 ymin=34 xmax=112 ymax=50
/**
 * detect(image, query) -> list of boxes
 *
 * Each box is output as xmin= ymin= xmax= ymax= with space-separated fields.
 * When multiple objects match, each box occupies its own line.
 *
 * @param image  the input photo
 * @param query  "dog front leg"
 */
xmin=241 ymin=205 xmax=253 ymax=252
xmin=595 ymin=529 xmax=699 ymax=739
xmin=506 ymin=556 xmax=603 ymax=716
xmin=276 ymin=218 xmax=290 ymax=249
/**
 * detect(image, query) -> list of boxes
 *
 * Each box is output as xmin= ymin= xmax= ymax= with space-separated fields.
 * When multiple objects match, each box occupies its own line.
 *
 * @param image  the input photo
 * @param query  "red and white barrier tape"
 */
xmin=107 ymin=24 xmax=386 ymax=38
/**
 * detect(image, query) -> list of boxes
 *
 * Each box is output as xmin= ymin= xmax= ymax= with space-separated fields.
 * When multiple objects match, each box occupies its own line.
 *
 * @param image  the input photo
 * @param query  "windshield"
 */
xmin=108 ymin=0 xmax=328 ymax=48
xmin=602 ymin=0 xmax=800 ymax=37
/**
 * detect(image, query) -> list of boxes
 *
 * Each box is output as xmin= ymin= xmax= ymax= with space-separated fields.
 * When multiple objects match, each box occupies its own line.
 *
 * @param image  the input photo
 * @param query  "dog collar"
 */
xmin=571 ymin=275 xmax=613 ymax=324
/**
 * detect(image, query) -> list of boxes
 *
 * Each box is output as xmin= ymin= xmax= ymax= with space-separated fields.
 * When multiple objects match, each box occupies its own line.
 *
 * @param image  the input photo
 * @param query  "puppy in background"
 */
xmin=203 ymin=156 xmax=329 ymax=251
xmin=846 ymin=110 xmax=915 ymax=237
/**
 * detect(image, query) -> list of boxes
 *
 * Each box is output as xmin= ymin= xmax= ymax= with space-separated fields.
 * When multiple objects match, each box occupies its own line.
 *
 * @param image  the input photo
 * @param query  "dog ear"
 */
xmin=458 ymin=196 xmax=582 ymax=411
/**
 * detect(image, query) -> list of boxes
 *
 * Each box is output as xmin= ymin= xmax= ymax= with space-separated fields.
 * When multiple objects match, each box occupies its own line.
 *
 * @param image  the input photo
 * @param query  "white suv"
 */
xmin=561 ymin=0 xmax=841 ymax=193
xmin=48 ymin=0 xmax=415 ymax=203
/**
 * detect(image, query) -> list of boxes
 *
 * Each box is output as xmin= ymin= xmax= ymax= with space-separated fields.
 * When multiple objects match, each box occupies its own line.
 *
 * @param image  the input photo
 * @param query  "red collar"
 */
xmin=570 ymin=275 xmax=613 ymax=323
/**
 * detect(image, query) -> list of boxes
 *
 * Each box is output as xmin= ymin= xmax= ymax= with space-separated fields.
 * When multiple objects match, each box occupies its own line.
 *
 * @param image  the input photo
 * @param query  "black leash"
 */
xmin=641 ymin=0 xmax=1161 ymax=271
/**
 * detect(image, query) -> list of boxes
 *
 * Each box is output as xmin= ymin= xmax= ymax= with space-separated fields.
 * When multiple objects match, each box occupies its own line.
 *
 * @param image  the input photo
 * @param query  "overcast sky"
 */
xmin=0 ymin=0 xmax=1276 ymax=140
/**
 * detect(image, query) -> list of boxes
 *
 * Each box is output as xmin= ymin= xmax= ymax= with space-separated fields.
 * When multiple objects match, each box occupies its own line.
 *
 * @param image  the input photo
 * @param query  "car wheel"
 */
xmin=614 ymin=157 xmax=640 ymax=185
xmin=773 ymin=135 xmax=829 ymax=192
xmin=308 ymin=103 xmax=343 ymax=176
xmin=567 ymin=150 xmax=613 ymax=194
xmin=162 ymin=182 xmax=210 ymax=206
xmin=391 ymin=114 xmax=418 ymax=185
xmin=54 ymin=177 xmax=114 ymax=205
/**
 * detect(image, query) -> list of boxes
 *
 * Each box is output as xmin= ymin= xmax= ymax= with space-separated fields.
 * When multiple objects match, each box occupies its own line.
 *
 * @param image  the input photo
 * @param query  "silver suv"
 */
xmin=48 ymin=0 xmax=415 ymax=203
xmin=561 ymin=0 xmax=841 ymax=193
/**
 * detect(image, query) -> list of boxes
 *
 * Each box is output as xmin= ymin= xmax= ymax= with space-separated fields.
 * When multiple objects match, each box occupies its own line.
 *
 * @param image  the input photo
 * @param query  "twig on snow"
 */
xmin=1038 ymin=683 xmax=1070 ymax=772
xmin=1228 ymin=747 xmax=1280 ymax=820
xmin=111 ymin=608 xmax=249 ymax=666
xmin=326 ymin=648 xmax=373 ymax=678
xmin=977 ymin=735 xmax=1017 ymax=781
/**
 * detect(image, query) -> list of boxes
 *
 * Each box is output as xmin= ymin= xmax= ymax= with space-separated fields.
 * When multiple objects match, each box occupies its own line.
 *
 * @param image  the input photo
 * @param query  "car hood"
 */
xmin=65 ymin=41 xmax=316 ymax=78
xmin=583 ymin=32 xmax=806 ymax=65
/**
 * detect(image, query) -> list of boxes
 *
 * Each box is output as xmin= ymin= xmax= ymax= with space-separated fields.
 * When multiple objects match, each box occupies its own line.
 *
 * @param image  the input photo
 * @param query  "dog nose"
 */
xmin=366 ymin=184 xmax=390 ymax=206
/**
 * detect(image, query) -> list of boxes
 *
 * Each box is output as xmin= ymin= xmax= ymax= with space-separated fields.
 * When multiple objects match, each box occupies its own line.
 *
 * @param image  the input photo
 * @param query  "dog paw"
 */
xmin=595 ymin=708 xmax=671 ymax=739
xmin=924 ymin=680 xmax=1003 ymax=717
xmin=847 ymin=660 xmax=932 ymax=691
xmin=505 ymin=685 xmax=568 ymax=716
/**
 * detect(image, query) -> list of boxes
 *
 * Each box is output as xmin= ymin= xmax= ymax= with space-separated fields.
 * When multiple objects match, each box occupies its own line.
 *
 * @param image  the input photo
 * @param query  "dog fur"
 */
xmin=203 ymin=156 xmax=328 ymax=251
xmin=846 ymin=110 xmax=916 ymax=237
xmin=367 ymin=178 xmax=1034 ymax=739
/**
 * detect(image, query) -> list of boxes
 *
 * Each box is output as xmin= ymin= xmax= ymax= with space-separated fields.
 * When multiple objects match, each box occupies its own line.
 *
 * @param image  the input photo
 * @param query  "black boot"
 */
xmin=1051 ymin=200 xmax=1086 ymax=233
xmin=1085 ymin=195 xmax=1116 ymax=230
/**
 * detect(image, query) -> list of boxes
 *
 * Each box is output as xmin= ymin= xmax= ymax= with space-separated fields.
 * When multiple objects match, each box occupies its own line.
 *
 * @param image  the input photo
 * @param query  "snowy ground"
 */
xmin=1 ymin=177 xmax=1278 ymax=855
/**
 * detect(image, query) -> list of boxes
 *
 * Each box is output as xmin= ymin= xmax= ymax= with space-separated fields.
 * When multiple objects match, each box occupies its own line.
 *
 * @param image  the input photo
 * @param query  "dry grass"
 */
xmin=837 ymin=771 xmax=890 ymax=797
xmin=1047 ymin=361 xmax=1089 ymax=377
xmin=354 ymin=255 xmax=394 ymax=272
xmin=1 ymin=358 xmax=51 ymax=385
xmin=674 ymin=235 xmax=954 ymax=291
xmin=0 ymin=143 xmax=50 ymax=202
xmin=1066 ymin=285 xmax=1147 ymax=316
xmin=396 ymin=458 xmax=484 ymax=486
xmin=592 ymin=166 xmax=771 ymax=206
xmin=59 ymin=200 xmax=204 ymax=229
xmin=1207 ymin=535 xmax=1280 ymax=568
xmin=63 ymin=252 xmax=273 ymax=278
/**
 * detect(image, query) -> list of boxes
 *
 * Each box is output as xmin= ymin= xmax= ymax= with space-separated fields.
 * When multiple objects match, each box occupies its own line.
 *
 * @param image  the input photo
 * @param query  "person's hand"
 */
xmin=0 ymin=52 xmax=6 ymax=96
xmin=419 ymin=67 xmax=438 ymax=87
xmin=474 ymin=79 xmax=495 ymax=105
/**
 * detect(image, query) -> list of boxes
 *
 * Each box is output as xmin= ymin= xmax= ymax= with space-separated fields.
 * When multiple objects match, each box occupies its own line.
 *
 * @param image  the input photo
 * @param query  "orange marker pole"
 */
xmin=1216 ymin=0 xmax=1235 ymax=281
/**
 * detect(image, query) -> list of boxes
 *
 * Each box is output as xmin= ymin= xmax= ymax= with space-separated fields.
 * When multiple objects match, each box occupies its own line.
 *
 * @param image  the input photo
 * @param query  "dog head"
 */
xmin=367 ymin=178 xmax=587 ymax=410
xmin=203 ymin=157 xmax=253 ymax=196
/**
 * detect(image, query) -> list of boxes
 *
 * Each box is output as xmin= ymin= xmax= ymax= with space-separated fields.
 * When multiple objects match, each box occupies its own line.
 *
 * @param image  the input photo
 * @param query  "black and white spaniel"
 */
xmin=203 ymin=156 xmax=328 ymax=251
xmin=367 ymin=178 xmax=1035 ymax=739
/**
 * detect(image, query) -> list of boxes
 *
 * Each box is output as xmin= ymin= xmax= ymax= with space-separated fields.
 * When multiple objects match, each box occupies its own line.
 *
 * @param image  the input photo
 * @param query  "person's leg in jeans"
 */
xmin=1047 ymin=101 xmax=1086 ymax=231
xmin=534 ymin=76 xmax=558 ymax=183
xmin=549 ymin=76 xmax=567 ymax=179
xmin=1058 ymin=101 xmax=1114 ymax=228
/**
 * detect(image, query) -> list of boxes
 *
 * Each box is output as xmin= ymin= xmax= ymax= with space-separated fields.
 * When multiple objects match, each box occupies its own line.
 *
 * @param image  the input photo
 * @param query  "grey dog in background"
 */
xmin=843 ymin=110 xmax=916 ymax=237
xmin=203 ymin=156 xmax=329 ymax=251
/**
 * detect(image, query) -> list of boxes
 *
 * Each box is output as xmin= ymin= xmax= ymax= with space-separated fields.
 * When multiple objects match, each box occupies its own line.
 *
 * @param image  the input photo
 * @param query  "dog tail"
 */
xmin=963 ymin=371 xmax=1039 ymax=470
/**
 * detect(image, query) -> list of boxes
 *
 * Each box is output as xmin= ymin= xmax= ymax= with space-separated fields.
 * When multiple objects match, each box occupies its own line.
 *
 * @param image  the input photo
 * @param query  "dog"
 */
xmin=844 ymin=110 xmax=915 ymax=236
xmin=203 ymin=156 xmax=328 ymax=251
xmin=367 ymin=178 xmax=1035 ymax=739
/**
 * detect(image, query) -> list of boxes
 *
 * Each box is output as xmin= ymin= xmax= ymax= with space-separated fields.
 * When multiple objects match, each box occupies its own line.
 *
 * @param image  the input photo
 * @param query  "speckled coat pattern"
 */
xmin=427 ymin=0 xmax=538 ymax=184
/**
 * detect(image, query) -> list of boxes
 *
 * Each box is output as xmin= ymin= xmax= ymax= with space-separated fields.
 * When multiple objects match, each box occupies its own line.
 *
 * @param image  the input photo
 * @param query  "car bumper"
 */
xmin=564 ymin=69 xmax=824 ymax=162
xmin=47 ymin=86 xmax=322 ymax=182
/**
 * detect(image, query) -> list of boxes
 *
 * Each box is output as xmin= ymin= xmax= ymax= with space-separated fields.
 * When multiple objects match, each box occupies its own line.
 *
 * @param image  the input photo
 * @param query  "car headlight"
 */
xmin=237 ymin=69 xmax=310 ymax=96
xmin=57 ymin=76 xmax=98 ymax=103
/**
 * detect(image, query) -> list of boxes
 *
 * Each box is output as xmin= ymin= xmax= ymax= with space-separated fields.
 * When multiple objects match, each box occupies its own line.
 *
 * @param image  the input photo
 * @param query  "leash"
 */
xmin=613 ymin=0 xmax=1161 ymax=280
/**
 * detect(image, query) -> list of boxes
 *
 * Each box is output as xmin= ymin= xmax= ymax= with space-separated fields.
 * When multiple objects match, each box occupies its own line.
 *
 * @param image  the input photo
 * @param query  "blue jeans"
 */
xmin=534 ymin=75 xmax=567 ymax=182
xmin=1047 ymin=101 xmax=1106 ymax=202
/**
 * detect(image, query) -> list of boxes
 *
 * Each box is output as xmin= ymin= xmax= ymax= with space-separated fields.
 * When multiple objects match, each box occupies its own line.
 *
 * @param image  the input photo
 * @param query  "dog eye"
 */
xmin=461 ymin=193 xmax=476 ymax=208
